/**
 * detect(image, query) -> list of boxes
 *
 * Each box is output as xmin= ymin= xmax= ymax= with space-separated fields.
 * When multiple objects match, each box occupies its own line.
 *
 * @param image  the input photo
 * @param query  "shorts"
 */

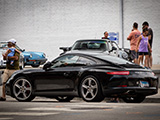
xmin=139 ymin=52 xmax=149 ymax=55
xmin=2 ymin=69 xmax=16 ymax=83
xmin=130 ymin=50 xmax=138 ymax=60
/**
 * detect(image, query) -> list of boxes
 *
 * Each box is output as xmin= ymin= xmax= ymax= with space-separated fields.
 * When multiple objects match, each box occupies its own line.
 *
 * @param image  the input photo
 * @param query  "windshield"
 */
xmin=72 ymin=40 xmax=109 ymax=51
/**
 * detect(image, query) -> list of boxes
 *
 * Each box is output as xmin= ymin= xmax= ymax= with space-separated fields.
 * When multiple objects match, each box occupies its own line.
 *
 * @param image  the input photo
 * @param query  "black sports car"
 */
xmin=5 ymin=53 xmax=158 ymax=103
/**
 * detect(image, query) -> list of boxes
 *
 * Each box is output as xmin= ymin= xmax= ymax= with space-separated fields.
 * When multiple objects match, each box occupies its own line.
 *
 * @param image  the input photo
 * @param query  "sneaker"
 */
xmin=0 ymin=97 xmax=6 ymax=101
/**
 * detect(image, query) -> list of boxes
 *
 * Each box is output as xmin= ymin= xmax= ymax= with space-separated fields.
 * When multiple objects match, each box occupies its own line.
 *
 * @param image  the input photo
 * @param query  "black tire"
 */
xmin=12 ymin=77 xmax=35 ymax=102
xmin=79 ymin=75 xmax=104 ymax=102
xmin=122 ymin=95 xmax=146 ymax=103
xmin=31 ymin=64 xmax=40 ymax=68
xmin=55 ymin=96 xmax=74 ymax=102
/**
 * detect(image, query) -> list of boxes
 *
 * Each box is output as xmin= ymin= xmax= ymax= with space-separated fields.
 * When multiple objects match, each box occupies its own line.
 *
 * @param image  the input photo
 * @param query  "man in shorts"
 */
xmin=0 ymin=39 xmax=20 ymax=101
xmin=142 ymin=21 xmax=153 ymax=68
xmin=127 ymin=22 xmax=141 ymax=64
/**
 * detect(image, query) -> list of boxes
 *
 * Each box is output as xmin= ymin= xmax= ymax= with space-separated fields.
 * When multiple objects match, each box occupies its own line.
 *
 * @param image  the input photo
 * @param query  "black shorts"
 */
xmin=130 ymin=50 xmax=138 ymax=60
xmin=139 ymin=52 xmax=149 ymax=55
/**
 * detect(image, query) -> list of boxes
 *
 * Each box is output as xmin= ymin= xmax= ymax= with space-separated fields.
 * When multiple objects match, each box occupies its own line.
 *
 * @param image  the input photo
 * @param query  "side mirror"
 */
xmin=109 ymin=46 xmax=117 ymax=53
xmin=43 ymin=62 xmax=52 ymax=70
xmin=59 ymin=47 xmax=71 ymax=52
xmin=112 ymin=46 xmax=117 ymax=50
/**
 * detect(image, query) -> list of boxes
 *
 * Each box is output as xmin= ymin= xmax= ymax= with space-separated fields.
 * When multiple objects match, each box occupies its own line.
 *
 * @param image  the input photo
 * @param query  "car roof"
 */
xmin=62 ymin=52 xmax=135 ymax=65
xmin=75 ymin=39 xmax=110 ymax=42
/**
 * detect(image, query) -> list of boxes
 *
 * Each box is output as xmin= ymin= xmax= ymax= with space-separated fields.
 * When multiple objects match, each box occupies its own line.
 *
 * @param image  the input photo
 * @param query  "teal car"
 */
xmin=0 ymin=42 xmax=47 ymax=68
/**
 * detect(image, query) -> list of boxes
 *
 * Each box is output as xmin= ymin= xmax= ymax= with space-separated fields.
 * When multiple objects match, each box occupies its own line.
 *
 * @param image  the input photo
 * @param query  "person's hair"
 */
xmin=142 ymin=21 xmax=149 ymax=26
xmin=143 ymin=28 xmax=148 ymax=33
xmin=133 ymin=22 xmax=138 ymax=29
xmin=104 ymin=31 xmax=108 ymax=34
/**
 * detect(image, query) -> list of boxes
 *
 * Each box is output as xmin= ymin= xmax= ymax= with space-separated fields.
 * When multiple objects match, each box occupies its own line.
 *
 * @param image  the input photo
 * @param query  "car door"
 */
xmin=34 ymin=55 xmax=81 ymax=91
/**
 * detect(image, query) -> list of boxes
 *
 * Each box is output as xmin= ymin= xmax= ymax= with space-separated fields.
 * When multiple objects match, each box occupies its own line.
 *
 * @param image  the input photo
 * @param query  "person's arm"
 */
xmin=127 ymin=32 xmax=133 ymax=41
xmin=148 ymin=35 xmax=151 ymax=41
xmin=15 ymin=49 xmax=21 ymax=54
xmin=148 ymin=42 xmax=152 ymax=53
xmin=136 ymin=35 xmax=142 ymax=52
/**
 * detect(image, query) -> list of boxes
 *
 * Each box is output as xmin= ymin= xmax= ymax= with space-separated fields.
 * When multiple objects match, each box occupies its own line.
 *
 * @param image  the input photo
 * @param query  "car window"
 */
xmin=77 ymin=56 xmax=97 ymax=65
xmin=0 ymin=42 xmax=7 ymax=50
xmin=51 ymin=55 xmax=79 ymax=68
xmin=72 ymin=41 xmax=109 ymax=51
xmin=96 ymin=55 xmax=134 ymax=65
xmin=112 ymin=42 xmax=119 ymax=49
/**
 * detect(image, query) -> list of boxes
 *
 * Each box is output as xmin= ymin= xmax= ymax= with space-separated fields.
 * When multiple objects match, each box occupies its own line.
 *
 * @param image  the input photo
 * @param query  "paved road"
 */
xmin=0 ymin=97 xmax=160 ymax=120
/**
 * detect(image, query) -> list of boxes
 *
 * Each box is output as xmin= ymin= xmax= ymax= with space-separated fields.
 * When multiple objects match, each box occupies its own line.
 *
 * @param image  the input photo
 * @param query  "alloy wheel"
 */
xmin=13 ymin=78 xmax=33 ymax=101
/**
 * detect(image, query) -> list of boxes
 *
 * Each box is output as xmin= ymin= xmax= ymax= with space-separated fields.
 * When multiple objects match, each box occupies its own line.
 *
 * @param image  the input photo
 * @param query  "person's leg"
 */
xmin=144 ymin=55 xmax=149 ymax=68
xmin=141 ymin=54 xmax=144 ymax=66
xmin=1 ymin=69 xmax=9 ymax=99
xmin=149 ymin=55 xmax=153 ymax=68
xmin=138 ymin=55 xmax=143 ymax=65
xmin=1 ymin=69 xmax=16 ymax=99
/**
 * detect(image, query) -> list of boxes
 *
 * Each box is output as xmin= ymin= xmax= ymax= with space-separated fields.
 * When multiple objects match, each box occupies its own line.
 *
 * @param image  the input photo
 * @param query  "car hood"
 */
xmin=22 ymin=51 xmax=45 ymax=58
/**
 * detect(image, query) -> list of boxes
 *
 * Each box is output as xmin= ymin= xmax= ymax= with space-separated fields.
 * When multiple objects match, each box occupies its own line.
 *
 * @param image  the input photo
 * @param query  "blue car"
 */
xmin=0 ymin=42 xmax=47 ymax=68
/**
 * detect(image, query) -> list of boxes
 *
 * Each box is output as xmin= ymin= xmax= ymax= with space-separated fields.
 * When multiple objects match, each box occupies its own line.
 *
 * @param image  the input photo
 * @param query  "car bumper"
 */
xmin=25 ymin=58 xmax=47 ymax=65
xmin=103 ymin=86 xmax=158 ymax=97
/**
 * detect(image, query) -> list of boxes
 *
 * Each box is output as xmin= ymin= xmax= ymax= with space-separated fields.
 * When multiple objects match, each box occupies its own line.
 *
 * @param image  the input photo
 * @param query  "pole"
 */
xmin=120 ymin=0 xmax=124 ymax=48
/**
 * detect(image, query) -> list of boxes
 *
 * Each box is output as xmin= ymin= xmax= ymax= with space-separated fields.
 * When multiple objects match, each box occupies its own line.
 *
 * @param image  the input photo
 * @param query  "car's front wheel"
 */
xmin=79 ymin=75 xmax=104 ymax=102
xmin=122 ymin=95 xmax=146 ymax=103
xmin=12 ymin=77 xmax=35 ymax=102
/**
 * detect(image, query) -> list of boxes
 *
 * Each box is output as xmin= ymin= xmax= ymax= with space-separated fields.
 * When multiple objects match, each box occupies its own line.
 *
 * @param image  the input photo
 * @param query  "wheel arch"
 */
xmin=9 ymin=73 xmax=35 ymax=97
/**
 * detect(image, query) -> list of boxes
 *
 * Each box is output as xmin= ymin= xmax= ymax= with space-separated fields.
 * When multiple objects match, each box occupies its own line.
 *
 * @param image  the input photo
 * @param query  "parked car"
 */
xmin=0 ymin=41 xmax=47 ymax=68
xmin=5 ymin=53 xmax=158 ymax=103
xmin=60 ymin=39 xmax=131 ymax=60
xmin=0 ymin=42 xmax=24 ymax=69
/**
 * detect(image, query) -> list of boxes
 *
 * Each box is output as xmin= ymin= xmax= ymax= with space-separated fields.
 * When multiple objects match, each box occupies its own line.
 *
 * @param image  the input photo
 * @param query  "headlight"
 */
xmin=30 ymin=54 xmax=33 ymax=58
xmin=43 ymin=53 xmax=46 ymax=58
xmin=122 ymin=53 xmax=128 ymax=59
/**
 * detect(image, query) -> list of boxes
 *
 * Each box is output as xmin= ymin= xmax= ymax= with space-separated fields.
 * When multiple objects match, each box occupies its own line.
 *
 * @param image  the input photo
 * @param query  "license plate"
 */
xmin=140 ymin=81 xmax=149 ymax=87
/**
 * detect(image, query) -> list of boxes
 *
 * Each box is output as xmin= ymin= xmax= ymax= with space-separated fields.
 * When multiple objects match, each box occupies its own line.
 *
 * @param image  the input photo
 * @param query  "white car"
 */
xmin=60 ymin=39 xmax=130 ymax=60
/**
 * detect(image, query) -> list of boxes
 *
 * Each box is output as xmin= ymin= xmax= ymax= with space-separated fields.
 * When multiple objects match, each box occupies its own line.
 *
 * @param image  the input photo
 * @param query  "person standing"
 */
xmin=127 ymin=22 xmax=141 ymax=64
xmin=136 ymin=28 xmax=152 ymax=68
xmin=0 ymin=39 xmax=20 ymax=101
xmin=142 ymin=21 xmax=153 ymax=68
xmin=102 ymin=31 xmax=109 ymax=39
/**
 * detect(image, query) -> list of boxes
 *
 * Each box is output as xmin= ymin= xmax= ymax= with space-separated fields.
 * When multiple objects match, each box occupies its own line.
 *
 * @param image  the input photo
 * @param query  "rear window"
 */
xmin=96 ymin=55 xmax=134 ymax=65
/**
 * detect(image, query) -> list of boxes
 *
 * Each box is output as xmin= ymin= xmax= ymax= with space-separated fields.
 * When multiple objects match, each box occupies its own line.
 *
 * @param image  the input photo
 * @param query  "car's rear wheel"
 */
xmin=55 ymin=96 xmax=74 ymax=102
xmin=12 ymin=77 xmax=35 ymax=102
xmin=122 ymin=95 xmax=146 ymax=103
xmin=79 ymin=75 xmax=104 ymax=102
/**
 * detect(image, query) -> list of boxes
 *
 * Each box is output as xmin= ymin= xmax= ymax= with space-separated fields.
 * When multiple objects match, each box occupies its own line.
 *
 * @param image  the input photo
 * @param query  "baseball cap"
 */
xmin=7 ymin=39 xmax=17 ymax=44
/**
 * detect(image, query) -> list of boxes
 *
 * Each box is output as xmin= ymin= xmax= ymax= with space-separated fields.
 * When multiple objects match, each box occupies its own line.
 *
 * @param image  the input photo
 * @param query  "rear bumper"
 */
xmin=103 ymin=87 xmax=158 ymax=97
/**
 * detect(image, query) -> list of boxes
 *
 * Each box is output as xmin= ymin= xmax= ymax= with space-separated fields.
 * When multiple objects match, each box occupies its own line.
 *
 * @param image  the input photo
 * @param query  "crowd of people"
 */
xmin=127 ymin=21 xmax=153 ymax=69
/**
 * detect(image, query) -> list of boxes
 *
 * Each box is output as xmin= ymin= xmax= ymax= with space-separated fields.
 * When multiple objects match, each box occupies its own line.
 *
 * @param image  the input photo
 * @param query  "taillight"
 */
xmin=107 ymin=71 xmax=130 ymax=75
xmin=118 ymin=85 xmax=127 ymax=87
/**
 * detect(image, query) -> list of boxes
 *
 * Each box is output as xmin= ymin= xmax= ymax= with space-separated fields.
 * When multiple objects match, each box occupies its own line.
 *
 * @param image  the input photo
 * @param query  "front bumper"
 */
xmin=25 ymin=58 xmax=47 ymax=65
